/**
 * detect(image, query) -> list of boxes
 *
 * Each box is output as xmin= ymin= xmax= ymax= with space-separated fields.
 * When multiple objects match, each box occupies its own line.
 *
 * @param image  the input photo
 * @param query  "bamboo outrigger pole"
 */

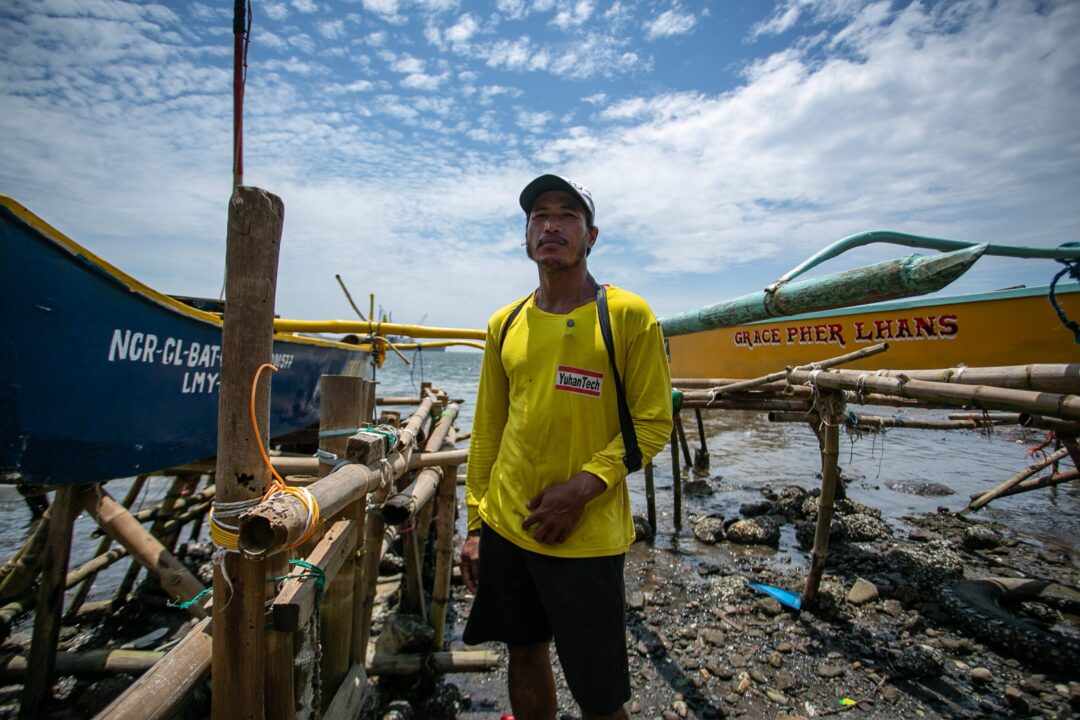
xmin=659 ymin=245 xmax=985 ymax=336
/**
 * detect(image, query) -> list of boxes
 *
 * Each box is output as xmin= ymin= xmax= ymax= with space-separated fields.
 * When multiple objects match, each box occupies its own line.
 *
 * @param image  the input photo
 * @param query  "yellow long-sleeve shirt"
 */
xmin=465 ymin=285 xmax=673 ymax=558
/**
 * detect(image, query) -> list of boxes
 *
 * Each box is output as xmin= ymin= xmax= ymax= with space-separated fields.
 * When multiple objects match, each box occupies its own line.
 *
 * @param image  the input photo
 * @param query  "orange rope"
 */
xmin=250 ymin=363 xmax=321 ymax=547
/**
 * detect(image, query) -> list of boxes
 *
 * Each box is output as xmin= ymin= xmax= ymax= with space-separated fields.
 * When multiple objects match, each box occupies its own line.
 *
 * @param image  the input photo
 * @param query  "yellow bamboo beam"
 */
xmin=274 ymin=319 xmax=485 ymax=341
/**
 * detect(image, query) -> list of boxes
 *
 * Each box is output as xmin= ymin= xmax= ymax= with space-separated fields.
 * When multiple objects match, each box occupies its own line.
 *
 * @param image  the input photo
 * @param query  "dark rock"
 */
xmin=1003 ymin=686 xmax=1033 ymax=714
xmin=739 ymin=500 xmax=777 ymax=518
xmin=837 ymin=513 xmax=892 ymax=542
xmin=776 ymin=486 xmax=810 ymax=518
xmin=726 ymin=516 xmax=781 ymax=547
xmin=692 ymin=514 xmax=726 ymax=544
xmin=633 ymin=515 xmax=654 ymax=543
xmin=962 ymin=524 xmax=1002 ymax=550
xmin=885 ymin=480 xmax=955 ymax=496
xmin=893 ymin=644 xmax=945 ymax=679
xmin=375 ymin=613 xmax=435 ymax=654
xmin=683 ymin=479 xmax=715 ymax=496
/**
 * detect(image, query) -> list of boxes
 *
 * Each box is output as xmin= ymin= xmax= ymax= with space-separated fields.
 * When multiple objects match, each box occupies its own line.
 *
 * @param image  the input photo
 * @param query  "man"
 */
xmin=459 ymin=174 xmax=673 ymax=720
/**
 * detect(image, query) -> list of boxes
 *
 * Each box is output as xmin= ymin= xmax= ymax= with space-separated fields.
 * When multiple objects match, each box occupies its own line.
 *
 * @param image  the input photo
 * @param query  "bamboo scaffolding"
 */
xmin=670 ymin=427 xmax=682 ymax=529
xmin=965 ymin=447 xmax=1073 ymax=513
xmin=112 ymin=475 xmax=193 ymax=607
xmin=677 ymin=395 xmax=814 ymax=412
xmin=674 ymin=363 xmax=1079 ymax=395
xmin=786 ymin=368 xmax=1080 ymax=419
xmin=237 ymin=396 xmax=436 ymax=556
xmin=381 ymin=405 xmax=460 ymax=526
xmin=78 ymin=486 xmax=206 ymax=618
xmin=91 ymin=485 xmax=215 ymax=536
xmin=94 ymin=618 xmax=212 ymax=720
xmin=0 ymin=505 xmax=50 ymax=602
xmin=175 ymin=448 xmax=468 ymax=477
xmin=323 ymin=663 xmax=369 ymax=720
xmin=675 ymin=414 xmax=692 ymax=469
xmin=379 ymin=396 xmax=465 ymax=405
xmin=660 ymin=245 xmax=985 ymax=336
xmin=212 ymin=186 xmax=284 ymax=720
xmin=356 ymin=482 xmax=391 ymax=662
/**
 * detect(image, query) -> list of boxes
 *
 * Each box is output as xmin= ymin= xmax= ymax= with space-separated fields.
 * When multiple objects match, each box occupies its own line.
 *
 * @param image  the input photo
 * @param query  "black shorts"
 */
xmin=462 ymin=524 xmax=630 ymax=715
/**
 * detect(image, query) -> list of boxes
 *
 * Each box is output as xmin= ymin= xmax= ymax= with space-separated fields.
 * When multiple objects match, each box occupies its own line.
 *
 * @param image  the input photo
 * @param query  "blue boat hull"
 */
xmin=0 ymin=197 xmax=370 ymax=486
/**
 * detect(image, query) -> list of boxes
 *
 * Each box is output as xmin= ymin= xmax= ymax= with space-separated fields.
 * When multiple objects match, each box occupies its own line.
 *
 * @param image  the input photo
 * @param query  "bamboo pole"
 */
xmin=1018 ymin=414 xmax=1080 ymax=435
xmin=212 ymin=186 xmax=284 ymax=720
xmin=767 ymin=411 xmax=1008 ymax=430
xmin=381 ymin=405 xmax=459 ymax=525
xmin=693 ymin=409 xmax=709 ymax=474
xmin=430 ymin=463 xmax=458 ymax=649
xmin=659 ymin=245 xmax=985 ymax=336
xmin=315 ymin=376 xmax=372 ymax=709
xmin=400 ymin=521 xmax=427 ymax=618
xmin=66 ymin=475 xmax=148 ymax=617
xmin=802 ymin=392 xmax=844 ymax=607
xmin=708 ymin=343 xmax=890 ymax=397
xmin=675 ymin=413 xmax=692 ymax=469
xmin=644 ymin=462 xmax=656 ymax=537
xmin=965 ymin=447 xmax=1072 ymax=513
xmin=20 ymin=486 xmax=79 ymax=719
xmin=2 ymin=649 xmax=167 ymax=679
xmin=0 ymin=505 xmax=51 ymax=602
xmin=92 ymin=485 xmax=215 ymax=535
xmin=970 ymin=468 xmax=1079 ymax=501
xmin=670 ymin=427 xmax=682 ymax=529
xmin=787 ymin=368 xmax=1080 ymax=419
xmin=237 ymin=397 xmax=435 ymax=556
xmin=366 ymin=649 xmax=500 ymax=675
xmin=78 ymin=486 xmax=206 ymax=618
xmin=379 ymin=396 xmax=465 ymax=406
xmin=113 ymin=475 xmax=189 ymax=607
xmin=676 ymin=395 xmax=814 ymax=412
xmin=175 ymin=447 xmax=466 ymax=477
xmin=94 ymin=618 xmax=212 ymax=720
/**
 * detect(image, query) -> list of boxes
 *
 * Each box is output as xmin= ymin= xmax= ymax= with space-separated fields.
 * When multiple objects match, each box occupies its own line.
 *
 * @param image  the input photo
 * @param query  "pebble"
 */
xmin=846 ymin=577 xmax=879 ymax=606
xmin=766 ymin=689 xmax=788 ymax=704
xmin=970 ymin=667 xmax=993 ymax=685
xmin=777 ymin=642 xmax=793 ymax=653
xmin=1003 ymin=686 xmax=1033 ymax=714
xmin=768 ymin=651 xmax=783 ymax=668
xmin=750 ymin=669 xmax=768 ymax=684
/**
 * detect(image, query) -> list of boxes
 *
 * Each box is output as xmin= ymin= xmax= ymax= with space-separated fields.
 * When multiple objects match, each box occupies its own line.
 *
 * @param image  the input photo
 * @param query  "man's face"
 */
xmin=525 ymin=190 xmax=597 ymax=271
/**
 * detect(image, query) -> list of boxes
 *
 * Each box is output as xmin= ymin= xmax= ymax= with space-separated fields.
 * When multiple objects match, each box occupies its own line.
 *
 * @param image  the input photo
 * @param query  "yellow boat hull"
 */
xmin=668 ymin=285 xmax=1079 ymax=379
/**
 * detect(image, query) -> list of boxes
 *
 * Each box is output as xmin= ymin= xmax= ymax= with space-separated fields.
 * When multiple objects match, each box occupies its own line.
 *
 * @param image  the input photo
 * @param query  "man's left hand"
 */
xmin=522 ymin=472 xmax=606 ymax=544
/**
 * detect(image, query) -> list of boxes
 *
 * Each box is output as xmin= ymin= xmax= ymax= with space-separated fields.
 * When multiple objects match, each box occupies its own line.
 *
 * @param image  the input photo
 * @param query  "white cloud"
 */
xmin=317 ymin=20 xmax=345 ymax=40
xmin=515 ymin=109 xmax=552 ymax=133
xmin=401 ymin=72 xmax=447 ymax=91
xmin=291 ymin=0 xmax=318 ymax=13
xmin=263 ymin=1 xmax=290 ymax=21
xmin=495 ymin=0 xmax=527 ymax=19
xmin=644 ymin=6 xmax=698 ymax=40
xmin=362 ymin=0 xmax=406 ymax=24
xmin=553 ymin=0 xmax=594 ymax=29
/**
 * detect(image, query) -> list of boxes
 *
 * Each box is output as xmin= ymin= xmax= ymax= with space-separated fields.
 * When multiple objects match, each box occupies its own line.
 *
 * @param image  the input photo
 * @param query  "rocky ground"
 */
xmin=366 ymin=480 xmax=1080 ymax=720
xmin=2 ymin=473 xmax=1076 ymax=719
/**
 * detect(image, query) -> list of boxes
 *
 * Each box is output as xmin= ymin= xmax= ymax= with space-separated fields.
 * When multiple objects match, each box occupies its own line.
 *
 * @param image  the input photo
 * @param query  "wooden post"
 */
xmin=357 ymin=482 xmax=390 ymax=662
xmin=430 ymin=464 xmax=458 ymax=649
xmin=350 ymin=381 xmax=377 ymax=666
xmin=212 ymin=186 xmax=284 ymax=720
xmin=317 ymin=375 xmax=372 ymax=706
xmin=802 ymin=392 xmax=844 ymax=606
xmin=644 ymin=462 xmax=656 ymax=538
xmin=20 ymin=486 xmax=79 ymax=719
xmin=670 ymin=427 xmax=682 ymax=529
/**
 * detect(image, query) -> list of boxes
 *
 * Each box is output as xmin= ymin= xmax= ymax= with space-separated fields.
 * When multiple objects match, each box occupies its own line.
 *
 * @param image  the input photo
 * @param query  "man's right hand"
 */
xmin=458 ymin=531 xmax=481 ymax=592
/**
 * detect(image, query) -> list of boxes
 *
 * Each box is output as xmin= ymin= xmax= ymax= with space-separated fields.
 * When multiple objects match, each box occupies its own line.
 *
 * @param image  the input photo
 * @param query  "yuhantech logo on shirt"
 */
xmin=555 ymin=365 xmax=603 ymax=397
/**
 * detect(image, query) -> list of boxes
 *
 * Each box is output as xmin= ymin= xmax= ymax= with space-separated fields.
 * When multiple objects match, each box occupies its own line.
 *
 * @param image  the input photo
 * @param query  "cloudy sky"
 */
xmin=2 ymin=0 xmax=1078 ymax=333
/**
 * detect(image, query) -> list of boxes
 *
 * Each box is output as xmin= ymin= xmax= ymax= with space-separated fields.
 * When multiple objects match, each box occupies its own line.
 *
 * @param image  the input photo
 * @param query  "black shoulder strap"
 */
xmin=597 ymin=285 xmax=643 ymax=473
xmin=498 ymin=295 xmax=531 ymax=353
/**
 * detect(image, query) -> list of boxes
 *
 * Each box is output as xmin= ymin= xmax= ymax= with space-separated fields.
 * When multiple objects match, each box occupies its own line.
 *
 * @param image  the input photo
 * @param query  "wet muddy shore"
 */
xmin=370 ymin=467 xmax=1080 ymax=719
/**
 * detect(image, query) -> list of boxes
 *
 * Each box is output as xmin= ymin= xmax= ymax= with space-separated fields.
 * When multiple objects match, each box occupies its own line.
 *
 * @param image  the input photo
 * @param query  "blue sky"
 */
xmin=2 ymin=0 xmax=1078 ymax=333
